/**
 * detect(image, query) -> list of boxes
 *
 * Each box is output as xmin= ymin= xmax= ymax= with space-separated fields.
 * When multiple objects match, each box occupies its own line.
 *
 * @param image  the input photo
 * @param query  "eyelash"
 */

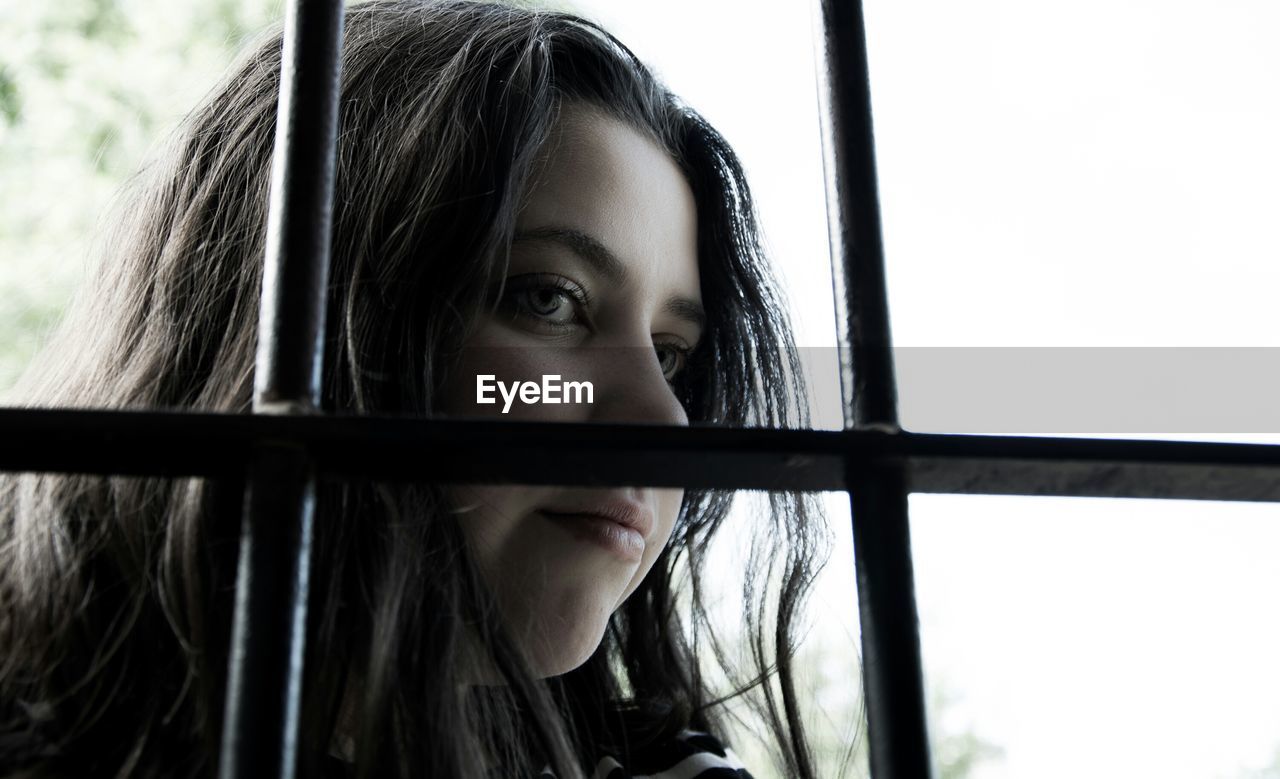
xmin=501 ymin=273 xmax=590 ymax=328
xmin=498 ymin=273 xmax=696 ymax=383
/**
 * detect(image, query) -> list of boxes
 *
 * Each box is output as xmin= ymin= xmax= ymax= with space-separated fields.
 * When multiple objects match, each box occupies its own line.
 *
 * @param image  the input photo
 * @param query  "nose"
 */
xmin=586 ymin=345 xmax=688 ymax=427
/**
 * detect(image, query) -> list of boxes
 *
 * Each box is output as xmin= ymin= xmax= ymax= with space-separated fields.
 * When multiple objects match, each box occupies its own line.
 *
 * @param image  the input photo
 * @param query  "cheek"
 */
xmin=618 ymin=487 xmax=684 ymax=605
xmin=447 ymin=485 xmax=536 ymax=574
xmin=655 ymin=488 xmax=683 ymax=544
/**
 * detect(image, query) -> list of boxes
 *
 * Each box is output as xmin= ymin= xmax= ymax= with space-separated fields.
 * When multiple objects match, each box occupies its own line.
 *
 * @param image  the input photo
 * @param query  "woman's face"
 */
xmin=437 ymin=103 xmax=703 ymax=677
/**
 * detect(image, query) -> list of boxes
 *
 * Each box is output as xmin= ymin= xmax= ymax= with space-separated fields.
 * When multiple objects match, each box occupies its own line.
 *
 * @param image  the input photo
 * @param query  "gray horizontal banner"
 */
xmin=413 ymin=345 xmax=1280 ymax=436
xmin=874 ymin=347 xmax=1280 ymax=435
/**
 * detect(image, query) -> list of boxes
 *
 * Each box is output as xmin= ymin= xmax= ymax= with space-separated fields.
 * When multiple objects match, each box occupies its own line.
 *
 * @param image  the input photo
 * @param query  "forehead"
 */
xmin=516 ymin=103 xmax=701 ymax=305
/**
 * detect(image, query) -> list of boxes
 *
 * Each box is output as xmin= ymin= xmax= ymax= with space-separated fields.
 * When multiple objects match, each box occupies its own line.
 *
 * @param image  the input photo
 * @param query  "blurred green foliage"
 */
xmin=0 ymin=0 xmax=284 ymax=395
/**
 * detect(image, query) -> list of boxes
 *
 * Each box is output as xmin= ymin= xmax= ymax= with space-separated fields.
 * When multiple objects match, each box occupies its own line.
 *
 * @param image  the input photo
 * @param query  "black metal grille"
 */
xmin=5 ymin=1 xmax=1277 ymax=777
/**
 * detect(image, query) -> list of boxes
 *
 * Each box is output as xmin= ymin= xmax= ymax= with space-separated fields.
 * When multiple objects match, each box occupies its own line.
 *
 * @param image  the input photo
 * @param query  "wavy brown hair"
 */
xmin=0 ymin=2 xmax=830 ymax=777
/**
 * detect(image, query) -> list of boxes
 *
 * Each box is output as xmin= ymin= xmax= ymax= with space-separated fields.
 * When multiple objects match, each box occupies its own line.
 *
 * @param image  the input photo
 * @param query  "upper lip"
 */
xmin=539 ymin=495 xmax=655 ymax=539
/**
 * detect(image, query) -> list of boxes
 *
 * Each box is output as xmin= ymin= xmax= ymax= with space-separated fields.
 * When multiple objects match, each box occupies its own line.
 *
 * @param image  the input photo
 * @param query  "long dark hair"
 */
xmin=0 ymin=2 xmax=829 ymax=777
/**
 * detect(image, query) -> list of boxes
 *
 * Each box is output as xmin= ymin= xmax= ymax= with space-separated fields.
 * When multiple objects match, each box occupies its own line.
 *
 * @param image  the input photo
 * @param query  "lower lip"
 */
xmin=541 ymin=511 xmax=645 ymax=561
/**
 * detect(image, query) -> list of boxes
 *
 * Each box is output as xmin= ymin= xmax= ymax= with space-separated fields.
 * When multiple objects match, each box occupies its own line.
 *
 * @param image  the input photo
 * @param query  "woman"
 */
xmin=0 ymin=1 xmax=829 ymax=777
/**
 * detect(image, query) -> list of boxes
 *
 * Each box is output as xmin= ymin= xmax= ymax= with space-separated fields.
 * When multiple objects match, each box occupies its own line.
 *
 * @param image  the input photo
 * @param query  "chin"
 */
xmin=522 ymin=609 xmax=612 ymax=678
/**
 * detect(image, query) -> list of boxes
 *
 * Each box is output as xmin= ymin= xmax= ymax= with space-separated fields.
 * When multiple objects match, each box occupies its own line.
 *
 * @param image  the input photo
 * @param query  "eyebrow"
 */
xmin=513 ymin=226 xmax=707 ymax=332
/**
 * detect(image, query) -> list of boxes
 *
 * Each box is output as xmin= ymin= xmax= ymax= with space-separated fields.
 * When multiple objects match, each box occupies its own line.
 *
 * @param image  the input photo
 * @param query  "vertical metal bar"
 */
xmin=811 ymin=0 xmax=934 ymax=777
xmin=219 ymin=1 xmax=345 ymax=778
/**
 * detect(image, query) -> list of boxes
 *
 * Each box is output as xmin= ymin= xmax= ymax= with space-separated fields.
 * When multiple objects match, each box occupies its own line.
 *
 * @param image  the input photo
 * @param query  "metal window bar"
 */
xmin=217 ymin=2 xmax=345 ymax=778
xmin=3 ymin=1 xmax=1279 ymax=778
xmin=811 ymin=0 xmax=933 ymax=775
xmin=7 ymin=409 xmax=1280 ymax=499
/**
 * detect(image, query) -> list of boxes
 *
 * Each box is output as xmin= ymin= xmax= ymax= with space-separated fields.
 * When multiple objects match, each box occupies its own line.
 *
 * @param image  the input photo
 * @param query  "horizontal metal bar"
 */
xmin=2 ymin=408 xmax=1278 ymax=501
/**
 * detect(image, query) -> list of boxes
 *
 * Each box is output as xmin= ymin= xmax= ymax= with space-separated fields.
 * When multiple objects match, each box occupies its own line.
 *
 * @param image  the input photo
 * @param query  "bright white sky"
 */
xmin=570 ymin=1 xmax=1280 ymax=776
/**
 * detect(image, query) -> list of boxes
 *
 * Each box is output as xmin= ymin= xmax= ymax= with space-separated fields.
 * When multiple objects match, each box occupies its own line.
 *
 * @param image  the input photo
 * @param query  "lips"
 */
xmin=540 ymin=496 xmax=654 ymax=536
xmin=538 ymin=495 xmax=654 ymax=561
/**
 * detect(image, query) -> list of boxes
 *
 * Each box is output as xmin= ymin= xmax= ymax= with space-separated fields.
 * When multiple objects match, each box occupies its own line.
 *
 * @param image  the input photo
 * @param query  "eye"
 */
xmin=520 ymin=286 xmax=574 ymax=323
xmin=654 ymin=341 xmax=691 ymax=383
xmin=501 ymin=274 xmax=588 ymax=328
